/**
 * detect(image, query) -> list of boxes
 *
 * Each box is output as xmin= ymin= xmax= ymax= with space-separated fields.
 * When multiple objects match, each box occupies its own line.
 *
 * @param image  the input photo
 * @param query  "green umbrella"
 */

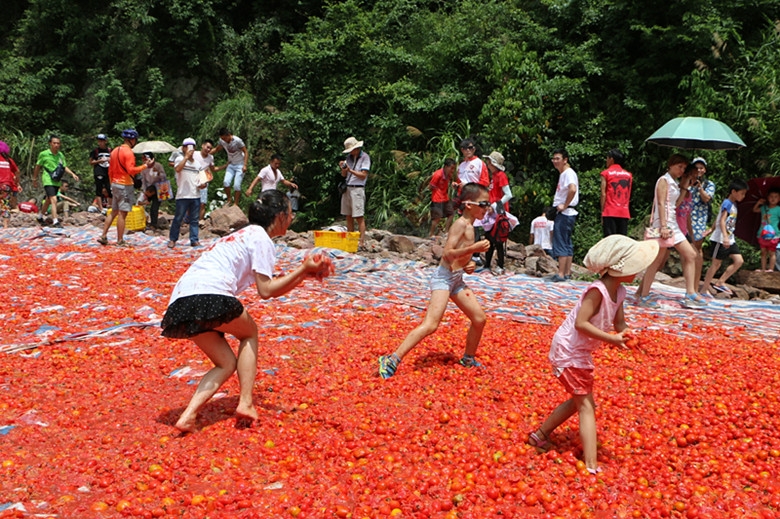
xmin=645 ymin=116 xmax=746 ymax=150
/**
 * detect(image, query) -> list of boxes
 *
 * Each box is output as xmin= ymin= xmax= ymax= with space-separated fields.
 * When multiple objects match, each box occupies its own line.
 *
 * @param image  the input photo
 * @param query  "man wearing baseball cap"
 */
xmin=97 ymin=129 xmax=150 ymax=246
xmin=89 ymin=134 xmax=112 ymax=213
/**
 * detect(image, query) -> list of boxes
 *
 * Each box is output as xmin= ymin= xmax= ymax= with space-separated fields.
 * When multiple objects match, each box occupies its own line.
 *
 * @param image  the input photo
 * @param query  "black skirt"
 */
xmin=160 ymin=294 xmax=244 ymax=339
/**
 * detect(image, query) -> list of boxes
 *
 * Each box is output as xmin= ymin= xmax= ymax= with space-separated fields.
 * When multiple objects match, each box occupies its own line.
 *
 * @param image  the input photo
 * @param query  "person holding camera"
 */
xmin=339 ymin=137 xmax=370 ymax=249
xmin=168 ymin=138 xmax=209 ymax=248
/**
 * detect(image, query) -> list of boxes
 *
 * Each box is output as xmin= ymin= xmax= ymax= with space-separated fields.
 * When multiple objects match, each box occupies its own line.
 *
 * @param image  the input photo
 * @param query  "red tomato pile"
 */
xmin=1 ymin=241 xmax=779 ymax=518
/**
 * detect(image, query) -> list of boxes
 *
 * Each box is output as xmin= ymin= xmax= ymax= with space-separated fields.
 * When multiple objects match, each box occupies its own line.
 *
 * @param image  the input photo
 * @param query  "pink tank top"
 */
xmin=548 ymin=280 xmax=625 ymax=370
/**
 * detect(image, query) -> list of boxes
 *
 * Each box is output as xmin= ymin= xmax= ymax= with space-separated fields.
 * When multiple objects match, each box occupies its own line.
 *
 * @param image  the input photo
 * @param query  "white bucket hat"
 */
xmin=182 ymin=137 xmax=196 ymax=147
xmin=483 ymin=151 xmax=505 ymax=171
xmin=584 ymin=235 xmax=659 ymax=277
xmin=343 ymin=137 xmax=364 ymax=154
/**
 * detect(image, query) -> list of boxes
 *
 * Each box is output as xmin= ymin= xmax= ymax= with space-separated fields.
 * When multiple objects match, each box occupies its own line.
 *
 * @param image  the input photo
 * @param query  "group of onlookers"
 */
xmin=0 ymin=129 xmax=304 ymax=247
xmin=421 ymin=141 xmax=776 ymax=308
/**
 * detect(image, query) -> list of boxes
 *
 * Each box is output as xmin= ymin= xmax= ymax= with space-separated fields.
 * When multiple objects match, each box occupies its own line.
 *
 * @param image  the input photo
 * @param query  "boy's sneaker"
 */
xmin=459 ymin=355 xmax=483 ymax=368
xmin=491 ymin=267 xmax=504 ymax=276
xmin=378 ymin=354 xmax=400 ymax=379
xmin=682 ymin=293 xmax=707 ymax=309
xmin=36 ymin=215 xmax=44 ymax=225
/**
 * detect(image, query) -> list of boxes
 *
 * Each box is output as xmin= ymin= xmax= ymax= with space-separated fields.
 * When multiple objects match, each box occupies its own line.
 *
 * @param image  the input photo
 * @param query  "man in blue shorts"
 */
xmin=211 ymin=128 xmax=248 ymax=207
xmin=549 ymin=148 xmax=579 ymax=282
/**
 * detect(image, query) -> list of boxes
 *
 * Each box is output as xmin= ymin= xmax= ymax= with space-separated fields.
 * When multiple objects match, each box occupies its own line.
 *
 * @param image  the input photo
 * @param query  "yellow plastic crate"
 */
xmin=106 ymin=205 xmax=146 ymax=231
xmin=314 ymin=230 xmax=359 ymax=252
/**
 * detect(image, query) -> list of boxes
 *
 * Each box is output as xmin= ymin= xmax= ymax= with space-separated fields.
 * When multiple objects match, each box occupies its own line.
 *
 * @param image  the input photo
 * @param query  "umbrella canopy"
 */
xmin=132 ymin=140 xmax=178 ymax=154
xmin=646 ymin=117 xmax=746 ymax=150
xmin=735 ymin=176 xmax=780 ymax=246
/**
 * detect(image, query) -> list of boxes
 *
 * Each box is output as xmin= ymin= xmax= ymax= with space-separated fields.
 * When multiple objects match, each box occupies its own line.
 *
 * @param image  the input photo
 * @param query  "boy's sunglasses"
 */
xmin=463 ymin=201 xmax=490 ymax=208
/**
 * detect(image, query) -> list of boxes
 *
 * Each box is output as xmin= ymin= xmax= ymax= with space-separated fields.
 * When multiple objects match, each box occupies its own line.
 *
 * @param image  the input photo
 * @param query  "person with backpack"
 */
xmin=482 ymin=151 xmax=514 ymax=275
xmin=33 ymin=135 xmax=80 ymax=228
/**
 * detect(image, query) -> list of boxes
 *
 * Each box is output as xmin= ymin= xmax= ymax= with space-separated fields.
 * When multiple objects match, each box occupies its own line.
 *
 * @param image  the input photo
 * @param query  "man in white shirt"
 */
xmin=245 ymin=154 xmax=298 ymax=197
xmin=549 ymin=148 xmax=579 ymax=282
xmin=455 ymin=138 xmax=489 ymax=191
xmin=194 ymin=139 xmax=222 ymax=220
xmin=169 ymin=138 xmax=206 ymax=248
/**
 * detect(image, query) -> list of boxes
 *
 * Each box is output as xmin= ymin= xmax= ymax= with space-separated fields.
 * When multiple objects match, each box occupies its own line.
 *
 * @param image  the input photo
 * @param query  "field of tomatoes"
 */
xmin=1 ymin=240 xmax=779 ymax=519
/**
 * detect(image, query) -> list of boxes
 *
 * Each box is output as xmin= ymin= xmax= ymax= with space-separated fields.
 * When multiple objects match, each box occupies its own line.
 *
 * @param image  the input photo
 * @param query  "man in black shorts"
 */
xmin=89 ymin=134 xmax=112 ymax=213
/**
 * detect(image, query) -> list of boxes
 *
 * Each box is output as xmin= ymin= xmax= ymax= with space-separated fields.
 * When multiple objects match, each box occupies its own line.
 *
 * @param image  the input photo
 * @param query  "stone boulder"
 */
xmin=734 ymin=270 xmax=780 ymax=294
xmin=386 ymin=235 xmax=415 ymax=254
xmin=524 ymin=255 xmax=558 ymax=277
xmin=503 ymin=240 xmax=526 ymax=262
xmin=209 ymin=205 xmax=249 ymax=235
xmin=431 ymin=243 xmax=444 ymax=261
xmin=523 ymin=243 xmax=547 ymax=258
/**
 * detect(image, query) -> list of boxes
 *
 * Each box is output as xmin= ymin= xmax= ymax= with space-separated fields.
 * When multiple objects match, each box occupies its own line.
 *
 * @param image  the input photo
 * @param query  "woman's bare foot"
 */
xmin=235 ymin=404 xmax=259 ymax=421
xmin=174 ymin=413 xmax=199 ymax=433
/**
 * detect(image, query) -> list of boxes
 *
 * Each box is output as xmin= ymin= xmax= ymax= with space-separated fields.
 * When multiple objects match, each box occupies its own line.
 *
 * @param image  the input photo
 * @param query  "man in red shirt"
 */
xmin=428 ymin=158 xmax=456 ymax=237
xmin=98 ymin=129 xmax=150 ymax=246
xmin=600 ymin=148 xmax=632 ymax=237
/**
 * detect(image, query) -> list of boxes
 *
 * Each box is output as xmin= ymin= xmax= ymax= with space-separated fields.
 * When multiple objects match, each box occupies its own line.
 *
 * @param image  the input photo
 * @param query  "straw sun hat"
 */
xmin=342 ymin=137 xmax=364 ymax=154
xmin=482 ymin=151 xmax=506 ymax=171
xmin=583 ymin=235 xmax=659 ymax=277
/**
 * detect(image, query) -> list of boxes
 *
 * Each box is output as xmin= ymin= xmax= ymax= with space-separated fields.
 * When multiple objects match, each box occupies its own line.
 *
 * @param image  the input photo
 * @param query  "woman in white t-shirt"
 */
xmin=161 ymin=190 xmax=334 ymax=433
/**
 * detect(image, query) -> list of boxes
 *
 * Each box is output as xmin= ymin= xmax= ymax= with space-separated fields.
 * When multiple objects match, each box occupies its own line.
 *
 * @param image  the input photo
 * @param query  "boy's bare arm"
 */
xmin=718 ymin=209 xmax=729 ymax=245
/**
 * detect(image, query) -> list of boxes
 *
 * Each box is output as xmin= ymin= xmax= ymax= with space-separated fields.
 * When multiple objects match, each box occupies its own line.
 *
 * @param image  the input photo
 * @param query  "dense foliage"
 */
xmin=2 ymin=0 xmax=780 ymax=256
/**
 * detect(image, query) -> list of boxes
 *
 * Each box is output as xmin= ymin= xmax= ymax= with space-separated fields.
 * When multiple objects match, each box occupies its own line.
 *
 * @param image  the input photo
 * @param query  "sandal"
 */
xmin=459 ymin=355 xmax=484 ymax=368
xmin=97 ymin=236 xmax=108 ymax=246
xmin=527 ymin=430 xmax=552 ymax=453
